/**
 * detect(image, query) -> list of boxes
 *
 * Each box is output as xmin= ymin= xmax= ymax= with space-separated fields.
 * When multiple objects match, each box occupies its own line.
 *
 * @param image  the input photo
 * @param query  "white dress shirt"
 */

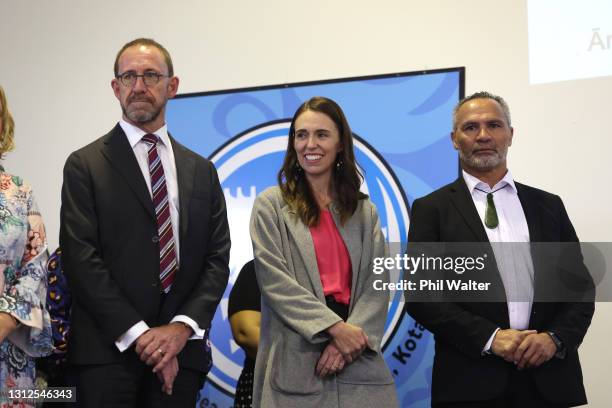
xmin=114 ymin=120 xmax=204 ymax=352
xmin=462 ymin=170 xmax=535 ymax=352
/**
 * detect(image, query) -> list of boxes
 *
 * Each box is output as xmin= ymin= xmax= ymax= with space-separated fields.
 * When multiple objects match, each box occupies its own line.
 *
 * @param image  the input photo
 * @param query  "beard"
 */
xmin=459 ymin=147 xmax=507 ymax=170
xmin=122 ymin=96 xmax=163 ymax=125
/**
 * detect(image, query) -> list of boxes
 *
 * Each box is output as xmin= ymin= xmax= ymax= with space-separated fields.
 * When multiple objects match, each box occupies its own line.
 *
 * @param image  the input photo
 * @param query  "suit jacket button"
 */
xmin=152 ymin=282 xmax=158 ymax=287
xmin=152 ymin=235 xmax=159 ymax=243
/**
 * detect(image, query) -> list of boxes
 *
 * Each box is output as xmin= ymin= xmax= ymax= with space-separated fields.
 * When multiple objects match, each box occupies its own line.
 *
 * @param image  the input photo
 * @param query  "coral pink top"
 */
xmin=309 ymin=209 xmax=352 ymax=305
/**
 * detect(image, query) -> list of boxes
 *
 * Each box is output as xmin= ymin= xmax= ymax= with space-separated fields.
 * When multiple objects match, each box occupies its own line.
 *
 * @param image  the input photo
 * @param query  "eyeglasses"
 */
xmin=116 ymin=71 xmax=167 ymax=87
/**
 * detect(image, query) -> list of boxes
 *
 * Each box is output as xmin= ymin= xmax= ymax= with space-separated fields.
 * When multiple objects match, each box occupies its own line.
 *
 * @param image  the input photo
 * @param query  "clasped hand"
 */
xmin=491 ymin=329 xmax=557 ymax=370
xmin=316 ymin=322 xmax=370 ymax=377
xmin=316 ymin=343 xmax=346 ymax=377
xmin=327 ymin=321 xmax=369 ymax=363
xmin=134 ymin=322 xmax=192 ymax=394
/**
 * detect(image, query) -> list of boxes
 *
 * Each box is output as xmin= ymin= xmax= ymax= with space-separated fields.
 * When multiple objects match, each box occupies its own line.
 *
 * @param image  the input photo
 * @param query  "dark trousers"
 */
xmin=71 ymin=353 xmax=205 ymax=408
xmin=325 ymin=295 xmax=349 ymax=321
xmin=433 ymin=368 xmax=569 ymax=408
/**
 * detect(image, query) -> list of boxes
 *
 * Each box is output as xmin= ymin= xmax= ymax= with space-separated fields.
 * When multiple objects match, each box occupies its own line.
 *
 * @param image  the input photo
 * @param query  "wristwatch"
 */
xmin=546 ymin=331 xmax=566 ymax=359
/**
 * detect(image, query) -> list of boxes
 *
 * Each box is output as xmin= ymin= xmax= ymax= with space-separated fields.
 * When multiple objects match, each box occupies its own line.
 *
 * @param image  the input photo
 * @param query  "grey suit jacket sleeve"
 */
xmin=249 ymin=190 xmax=342 ymax=343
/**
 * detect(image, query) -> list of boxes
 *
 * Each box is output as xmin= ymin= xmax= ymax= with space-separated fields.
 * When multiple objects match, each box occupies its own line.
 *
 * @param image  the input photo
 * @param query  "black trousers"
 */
xmin=433 ymin=368 xmax=569 ymax=408
xmin=71 ymin=352 xmax=205 ymax=408
xmin=325 ymin=295 xmax=349 ymax=321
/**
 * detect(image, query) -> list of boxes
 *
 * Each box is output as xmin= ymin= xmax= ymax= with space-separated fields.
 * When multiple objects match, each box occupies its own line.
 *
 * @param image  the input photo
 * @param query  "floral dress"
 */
xmin=0 ymin=171 xmax=52 ymax=407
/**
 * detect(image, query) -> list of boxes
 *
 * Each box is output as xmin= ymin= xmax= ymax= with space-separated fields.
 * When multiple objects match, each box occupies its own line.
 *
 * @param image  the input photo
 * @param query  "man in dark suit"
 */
xmin=60 ymin=38 xmax=230 ymax=407
xmin=406 ymin=91 xmax=594 ymax=407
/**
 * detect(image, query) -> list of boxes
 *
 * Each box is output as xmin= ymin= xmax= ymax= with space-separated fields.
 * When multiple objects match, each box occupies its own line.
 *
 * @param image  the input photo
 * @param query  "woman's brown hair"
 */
xmin=277 ymin=96 xmax=366 ymax=226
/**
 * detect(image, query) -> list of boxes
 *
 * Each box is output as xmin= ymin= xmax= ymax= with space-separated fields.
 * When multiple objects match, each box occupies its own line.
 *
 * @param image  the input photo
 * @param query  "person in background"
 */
xmin=249 ymin=96 xmax=397 ymax=408
xmin=228 ymin=260 xmax=260 ymax=408
xmin=0 ymin=85 xmax=52 ymax=407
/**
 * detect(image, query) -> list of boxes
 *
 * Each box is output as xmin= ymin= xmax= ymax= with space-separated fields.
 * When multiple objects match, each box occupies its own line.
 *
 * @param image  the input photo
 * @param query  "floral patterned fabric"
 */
xmin=0 ymin=171 xmax=52 ymax=407
xmin=35 ymin=248 xmax=71 ymax=383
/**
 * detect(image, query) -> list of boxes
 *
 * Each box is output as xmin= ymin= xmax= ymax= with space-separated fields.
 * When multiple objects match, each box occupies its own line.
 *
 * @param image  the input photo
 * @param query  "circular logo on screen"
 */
xmin=206 ymin=119 xmax=410 ymax=395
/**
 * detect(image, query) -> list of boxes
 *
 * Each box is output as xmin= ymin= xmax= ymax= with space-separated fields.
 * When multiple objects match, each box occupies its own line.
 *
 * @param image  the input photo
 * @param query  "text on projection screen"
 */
xmin=528 ymin=0 xmax=612 ymax=84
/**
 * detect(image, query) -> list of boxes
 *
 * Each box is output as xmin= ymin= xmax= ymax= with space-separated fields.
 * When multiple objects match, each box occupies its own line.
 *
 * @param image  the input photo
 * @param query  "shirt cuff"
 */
xmin=115 ymin=321 xmax=150 ymax=352
xmin=482 ymin=327 xmax=501 ymax=355
xmin=171 ymin=315 xmax=205 ymax=340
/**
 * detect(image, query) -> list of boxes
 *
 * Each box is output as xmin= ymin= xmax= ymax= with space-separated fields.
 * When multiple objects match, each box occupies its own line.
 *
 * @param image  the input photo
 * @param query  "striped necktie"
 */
xmin=142 ymin=134 xmax=177 ymax=293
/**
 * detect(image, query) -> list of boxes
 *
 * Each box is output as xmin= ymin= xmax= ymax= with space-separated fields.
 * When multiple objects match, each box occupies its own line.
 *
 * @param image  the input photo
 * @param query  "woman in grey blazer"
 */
xmin=249 ymin=97 xmax=398 ymax=408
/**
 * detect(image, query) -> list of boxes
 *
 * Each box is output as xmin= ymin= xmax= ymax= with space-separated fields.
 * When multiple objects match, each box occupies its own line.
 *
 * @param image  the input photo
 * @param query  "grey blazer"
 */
xmin=249 ymin=187 xmax=398 ymax=408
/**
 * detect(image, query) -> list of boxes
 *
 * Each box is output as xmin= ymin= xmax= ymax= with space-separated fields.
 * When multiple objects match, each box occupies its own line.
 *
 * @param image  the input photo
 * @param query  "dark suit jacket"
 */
xmin=60 ymin=124 xmax=230 ymax=372
xmin=405 ymin=177 xmax=594 ymax=406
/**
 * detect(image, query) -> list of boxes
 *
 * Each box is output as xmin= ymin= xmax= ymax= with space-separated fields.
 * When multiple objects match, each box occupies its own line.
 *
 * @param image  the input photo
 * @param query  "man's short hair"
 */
xmin=453 ymin=91 xmax=512 ymax=130
xmin=114 ymin=38 xmax=174 ymax=77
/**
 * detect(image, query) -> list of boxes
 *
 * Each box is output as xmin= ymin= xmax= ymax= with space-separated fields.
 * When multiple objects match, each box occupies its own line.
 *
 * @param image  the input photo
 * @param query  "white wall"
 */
xmin=1 ymin=1 xmax=610 ymax=406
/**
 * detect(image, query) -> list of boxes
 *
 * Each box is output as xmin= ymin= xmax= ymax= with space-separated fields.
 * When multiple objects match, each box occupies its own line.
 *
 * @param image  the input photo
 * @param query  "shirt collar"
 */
xmin=462 ymin=169 xmax=517 ymax=194
xmin=119 ymin=119 xmax=170 ymax=149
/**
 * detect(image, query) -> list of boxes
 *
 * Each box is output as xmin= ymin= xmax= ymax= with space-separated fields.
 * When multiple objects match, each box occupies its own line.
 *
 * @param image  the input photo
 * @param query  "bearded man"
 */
xmin=60 ymin=38 xmax=230 ymax=407
xmin=405 ymin=91 xmax=594 ymax=408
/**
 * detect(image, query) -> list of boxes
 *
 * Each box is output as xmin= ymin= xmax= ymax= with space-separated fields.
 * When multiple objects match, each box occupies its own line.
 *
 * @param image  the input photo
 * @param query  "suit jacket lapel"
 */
xmin=449 ymin=178 xmax=489 ymax=242
xmin=450 ymin=177 xmax=509 ymax=317
xmin=516 ymin=182 xmax=545 ymax=323
xmin=515 ymin=182 xmax=543 ymax=242
xmin=281 ymin=209 xmax=327 ymax=301
xmin=100 ymin=124 xmax=155 ymax=220
xmin=170 ymin=136 xmax=195 ymax=257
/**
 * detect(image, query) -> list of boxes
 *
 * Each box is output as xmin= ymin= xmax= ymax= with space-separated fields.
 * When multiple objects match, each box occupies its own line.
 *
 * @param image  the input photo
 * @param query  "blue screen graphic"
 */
xmin=167 ymin=68 xmax=463 ymax=408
